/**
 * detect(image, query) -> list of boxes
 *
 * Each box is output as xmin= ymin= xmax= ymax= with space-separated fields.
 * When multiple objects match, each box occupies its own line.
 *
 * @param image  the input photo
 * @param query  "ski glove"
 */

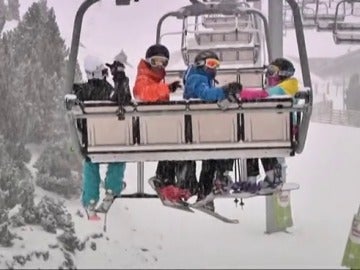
xmin=222 ymin=82 xmax=242 ymax=99
xmin=168 ymin=80 xmax=182 ymax=93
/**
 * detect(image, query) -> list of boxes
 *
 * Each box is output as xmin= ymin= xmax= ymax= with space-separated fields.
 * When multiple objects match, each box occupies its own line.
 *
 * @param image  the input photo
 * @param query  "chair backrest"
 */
xmin=74 ymin=96 xmax=297 ymax=163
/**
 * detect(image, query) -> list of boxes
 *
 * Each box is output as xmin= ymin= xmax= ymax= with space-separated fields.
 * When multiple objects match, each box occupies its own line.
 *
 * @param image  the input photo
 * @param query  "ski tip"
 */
xmin=88 ymin=214 xmax=101 ymax=221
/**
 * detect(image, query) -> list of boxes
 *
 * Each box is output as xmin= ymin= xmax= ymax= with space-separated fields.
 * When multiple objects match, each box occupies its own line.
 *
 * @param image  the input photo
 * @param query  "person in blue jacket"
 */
xmin=76 ymin=55 xmax=128 ymax=220
xmin=183 ymin=50 xmax=241 ymax=210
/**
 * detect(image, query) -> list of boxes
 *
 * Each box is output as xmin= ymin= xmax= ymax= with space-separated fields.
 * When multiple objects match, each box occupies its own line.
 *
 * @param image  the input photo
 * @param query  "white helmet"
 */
xmin=84 ymin=55 xmax=107 ymax=80
xmin=114 ymin=49 xmax=133 ymax=68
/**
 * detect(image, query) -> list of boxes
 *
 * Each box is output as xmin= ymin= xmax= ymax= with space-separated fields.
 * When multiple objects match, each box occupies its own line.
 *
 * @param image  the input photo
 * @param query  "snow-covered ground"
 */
xmin=2 ymin=121 xmax=359 ymax=269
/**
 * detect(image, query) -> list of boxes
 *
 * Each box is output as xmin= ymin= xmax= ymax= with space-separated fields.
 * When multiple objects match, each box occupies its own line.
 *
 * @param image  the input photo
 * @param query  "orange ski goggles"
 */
xmin=204 ymin=58 xmax=220 ymax=69
xmin=147 ymin=55 xmax=169 ymax=68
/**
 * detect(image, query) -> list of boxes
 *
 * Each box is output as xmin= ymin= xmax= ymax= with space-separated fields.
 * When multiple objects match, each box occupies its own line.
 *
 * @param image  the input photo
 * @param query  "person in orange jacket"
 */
xmin=133 ymin=44 xmax=198 ymax=202
xmin=133 ymin=44 xmax=180 ymax=102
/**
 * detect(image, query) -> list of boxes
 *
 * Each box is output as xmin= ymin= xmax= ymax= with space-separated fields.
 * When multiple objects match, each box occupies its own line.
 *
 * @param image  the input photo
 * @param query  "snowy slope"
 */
xmin=2 ymin=122 xmax=359 ymax=269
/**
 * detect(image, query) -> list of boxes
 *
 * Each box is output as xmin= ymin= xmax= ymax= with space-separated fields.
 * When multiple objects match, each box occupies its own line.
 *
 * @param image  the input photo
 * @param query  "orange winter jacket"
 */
xmin=133 ymin=59 xmax=170 ymax=102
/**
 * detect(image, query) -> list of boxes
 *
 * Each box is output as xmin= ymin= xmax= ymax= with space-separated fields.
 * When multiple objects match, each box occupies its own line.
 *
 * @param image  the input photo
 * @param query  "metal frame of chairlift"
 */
xmin=300 ymin=0 xmax=321 ymax=28
xmin=283 ymin=0 xmax=320 ymax=30
xmin=65 ymin=0 xmax=313 ymax=199
xmin=174 ymin=3 xmax=263 ymax=66
xmin=283 ymin=2 xmax=296 ymax=30
xmin=333 ymin=0 xmax=360 ymax=44
xmin=316 ymin=0 xmax=346 ymax=31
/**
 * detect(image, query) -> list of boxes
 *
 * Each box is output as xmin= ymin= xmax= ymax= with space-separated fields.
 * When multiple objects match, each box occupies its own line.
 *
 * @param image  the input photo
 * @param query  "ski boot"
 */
xmin=232 ymin=176 xmax=259 ymax=193
xmin=212 ymin=171 xmax=233 ymax=195
xmin=231 ymin=182 xmax=242 ymax=193
xmin=259 ymin=164 xmax=283 ymax=190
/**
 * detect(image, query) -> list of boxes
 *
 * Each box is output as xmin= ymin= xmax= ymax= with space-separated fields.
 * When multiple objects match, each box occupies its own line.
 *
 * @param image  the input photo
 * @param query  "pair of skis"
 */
xmin=148 ymin=178 xmax=239 ymax=224
xmin=149 ymin=178 xmax=299 ymax=224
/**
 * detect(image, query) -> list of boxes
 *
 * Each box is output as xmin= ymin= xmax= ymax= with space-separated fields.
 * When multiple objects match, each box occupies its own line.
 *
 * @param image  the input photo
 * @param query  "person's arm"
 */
xmin=186 ymin=74 xmax=225 ymax=101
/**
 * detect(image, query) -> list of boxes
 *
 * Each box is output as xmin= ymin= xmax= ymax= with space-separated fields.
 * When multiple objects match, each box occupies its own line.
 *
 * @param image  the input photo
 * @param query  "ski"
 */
xmin=148 ymin=177 xmax=194 ymax=213
xmin=256 ymin=182 xmax=300 ymax=196
xmin=192 ymin=191 xmax=256 ymax=208
xmin=95 ymin=196 xmax=115 ymax=213
xmin=190 ymin=204 xmax=239 ymax=224
xmin=192 ymin=182 xmax=300 ymax=207
xmin=95 ymin=181 xmax=127 ymax=214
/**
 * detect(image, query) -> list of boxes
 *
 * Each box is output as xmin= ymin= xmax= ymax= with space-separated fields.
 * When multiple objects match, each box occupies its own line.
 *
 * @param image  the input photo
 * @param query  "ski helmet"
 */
xmin=84 ymin=55 xmax=108 ymax=80
xmin=145 ymin=44 xmax=170 ymax=60
xmin=194 ymin=50 xmax=219 ymax=67
xmin=267 ymin=58 xmax=295 ymax=79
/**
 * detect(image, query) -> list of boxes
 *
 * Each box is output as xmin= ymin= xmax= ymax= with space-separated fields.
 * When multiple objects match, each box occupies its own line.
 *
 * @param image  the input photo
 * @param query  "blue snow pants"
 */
xmin=81 ymin=160 xmax=126 ymax=207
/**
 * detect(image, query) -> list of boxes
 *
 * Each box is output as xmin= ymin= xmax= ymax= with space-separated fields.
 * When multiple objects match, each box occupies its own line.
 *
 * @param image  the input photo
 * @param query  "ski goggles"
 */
xmin=204 ymin=58 xmax=220 ymax=69
xmin=265 ymin=64 xmax=294 ymax=77
xmin=146 ymin=55 xmax=169 ymax=68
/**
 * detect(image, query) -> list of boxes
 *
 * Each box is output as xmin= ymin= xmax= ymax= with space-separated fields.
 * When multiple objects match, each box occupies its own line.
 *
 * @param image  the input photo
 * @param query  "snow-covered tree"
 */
xmin=0 ymin=0 xmax=69 ymax=143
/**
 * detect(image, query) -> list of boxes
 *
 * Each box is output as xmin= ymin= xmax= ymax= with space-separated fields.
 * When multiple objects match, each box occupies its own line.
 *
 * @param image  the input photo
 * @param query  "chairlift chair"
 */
xmin=301 ymin=0 xmax=318 ymax=28
xmin=179 ymin=2 xmax=264 ymax=67
xmin=64 ymin=0 xmax=313 ymax=199
xmin=283 ymin=2 xmax=296 ymax=29
xmin=333 ymin=0 xmax=360 ymax=44
xmin=193 ymin=13 xmax=256 ymax=45
xmin=201 ymin=1 xmax=251 ymax=29
xmin=316 ymin=0 xmax=346 ymax=31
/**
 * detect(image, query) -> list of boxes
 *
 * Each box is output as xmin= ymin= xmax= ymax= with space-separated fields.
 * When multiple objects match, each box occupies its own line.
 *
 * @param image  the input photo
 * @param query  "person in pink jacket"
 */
xmin=234 ymin=58 xmax=299 ymax=193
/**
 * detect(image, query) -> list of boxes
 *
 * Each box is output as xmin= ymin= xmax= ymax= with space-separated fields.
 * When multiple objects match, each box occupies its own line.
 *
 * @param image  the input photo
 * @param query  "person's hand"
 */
xmin=222 ymin=82 xmax=242 ymax=98
xmin=168 ymin=80 xmax=182 ymax=93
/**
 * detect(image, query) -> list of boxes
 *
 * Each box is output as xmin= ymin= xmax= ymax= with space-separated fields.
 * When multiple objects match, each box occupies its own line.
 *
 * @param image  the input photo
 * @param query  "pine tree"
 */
xmin=3 ymin=0 xmax=69 ymax=142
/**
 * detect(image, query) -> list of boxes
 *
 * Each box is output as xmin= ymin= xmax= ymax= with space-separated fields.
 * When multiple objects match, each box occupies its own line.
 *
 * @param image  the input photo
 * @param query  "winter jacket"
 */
xmin=183 ymin=65 xmax=225 ymax=101
xmin=266 ymin=77 xmax=299 ymax=96
xmin=73 ymin=79 xmax=114 ymax=101
xmin=133 ymin=59 xmax=170 ymax=102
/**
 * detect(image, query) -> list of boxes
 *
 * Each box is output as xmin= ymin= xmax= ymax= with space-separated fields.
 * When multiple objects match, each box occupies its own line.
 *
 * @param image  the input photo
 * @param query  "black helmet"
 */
xmin=194 ymin=50 xmax=219 ymax=66
xmin=145 ymin=44 xmax=170 ymax=59
xmin=268 ymin=58 xmax=295 ymax=78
